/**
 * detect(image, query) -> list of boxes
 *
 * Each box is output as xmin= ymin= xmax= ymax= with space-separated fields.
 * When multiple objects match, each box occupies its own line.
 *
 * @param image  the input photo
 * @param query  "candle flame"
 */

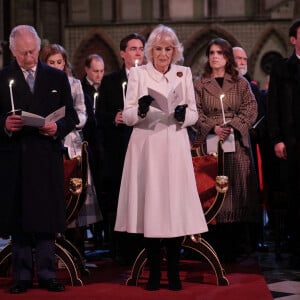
xmin=9 ymin=80 xmax=14 ymax=87
xmin=122 ymin=82 xmax=127 ymax=89
xmin=220 ymin=94 xmax=225 ymax=101
xmin=134 ymin=59 xmax=139 ymax=67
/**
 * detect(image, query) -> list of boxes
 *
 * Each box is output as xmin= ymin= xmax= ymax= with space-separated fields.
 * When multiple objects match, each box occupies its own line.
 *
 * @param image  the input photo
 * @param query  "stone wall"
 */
xmin=65 ymin=20 xmax=292 ymax=85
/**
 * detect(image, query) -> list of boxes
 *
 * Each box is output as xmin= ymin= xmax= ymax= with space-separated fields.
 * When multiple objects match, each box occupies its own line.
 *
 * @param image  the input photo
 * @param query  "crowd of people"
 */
xmin=0 ymin=18 xmax=300 ymax=293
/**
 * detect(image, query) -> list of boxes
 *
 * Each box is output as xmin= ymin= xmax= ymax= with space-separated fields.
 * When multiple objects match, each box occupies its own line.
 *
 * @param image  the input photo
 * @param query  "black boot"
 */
xmin=145 ymin=238 xmax=161 ymax=291
xmin=165 ymin=237 xmax=183 ymax=291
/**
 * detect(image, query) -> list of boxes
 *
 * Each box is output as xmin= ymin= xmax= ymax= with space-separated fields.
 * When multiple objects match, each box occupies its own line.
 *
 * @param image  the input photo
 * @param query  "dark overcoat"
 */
xmin=0 ymin=60 xmax=78 ymax=234
xmin=267 ymin=52 xmax=300 ymax=146
xmin=96 ymin=67 xmax=133 ymax=211
xmin=267 ymin=51 xmax=300 ymax=202
xmin=80 ymin=76 xmax=98 ymax=143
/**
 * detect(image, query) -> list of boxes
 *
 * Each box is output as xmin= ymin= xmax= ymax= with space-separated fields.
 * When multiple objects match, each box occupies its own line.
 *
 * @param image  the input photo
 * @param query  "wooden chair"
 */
xmin=126 ymin=140 xmax=229 ymax=286
xmin=0 ymin=141 xmax=90 ymax=286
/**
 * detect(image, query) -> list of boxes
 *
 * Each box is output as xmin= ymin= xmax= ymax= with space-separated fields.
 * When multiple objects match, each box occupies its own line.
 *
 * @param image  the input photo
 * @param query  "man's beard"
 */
xmin=239 ymin=65 xmax=247 ymax=76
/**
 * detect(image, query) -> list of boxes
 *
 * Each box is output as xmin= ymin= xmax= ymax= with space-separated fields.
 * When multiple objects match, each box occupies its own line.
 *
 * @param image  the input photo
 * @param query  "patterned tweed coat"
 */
xmin=194 ymin=73 xmax=260 ymax=223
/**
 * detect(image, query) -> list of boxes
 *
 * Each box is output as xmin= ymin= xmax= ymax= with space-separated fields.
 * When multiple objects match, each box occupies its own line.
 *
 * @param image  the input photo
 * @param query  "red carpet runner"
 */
xmin=0 ymin=257 xmax=272 ymax=300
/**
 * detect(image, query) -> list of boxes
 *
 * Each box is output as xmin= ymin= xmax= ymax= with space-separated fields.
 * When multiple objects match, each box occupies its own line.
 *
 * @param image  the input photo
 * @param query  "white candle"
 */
xmin=134 ymin=59 xmax=138 ymax=67
xmin=219 ymin=94 xmax=226 ymax=125
xmin=122 ymin=81 xmax=127 ymax=104
xmin=9 ymin=80 xmax=15 ymax=112
xmin=93 ymin=92 xmax=98 ymax=114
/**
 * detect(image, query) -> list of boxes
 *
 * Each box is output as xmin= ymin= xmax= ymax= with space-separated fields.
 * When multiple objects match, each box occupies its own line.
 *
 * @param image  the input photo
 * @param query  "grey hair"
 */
xmin=144 ymin=24 xmax=184 ymax=64
xmin=9 ymin=25 xmax=41 ymax=52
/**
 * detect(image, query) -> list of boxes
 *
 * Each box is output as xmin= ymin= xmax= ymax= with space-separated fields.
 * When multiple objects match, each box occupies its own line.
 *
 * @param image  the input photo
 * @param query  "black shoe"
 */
xmin=10 ymin=280 xmax=33 ymax=294
xmin=38 ymin=278 xmax=65 ymax=292
xmin=145 ymin=273 xmax=161 ymax=291
xmin=168 ymin=279 xmax=182 ymax=291
xmin=168 ymin=275 xmax=182 ymax=291
xmin=145 ymin=280 xmax=160 ymax=291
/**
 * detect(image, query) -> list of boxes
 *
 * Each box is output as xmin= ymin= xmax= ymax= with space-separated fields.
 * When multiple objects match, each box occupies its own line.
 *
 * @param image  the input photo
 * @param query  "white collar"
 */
xmin=21 ymin=66 xmax=37 ymax=74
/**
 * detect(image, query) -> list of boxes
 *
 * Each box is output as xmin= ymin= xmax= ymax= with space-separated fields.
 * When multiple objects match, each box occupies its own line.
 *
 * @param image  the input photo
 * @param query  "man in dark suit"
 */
xmin=96 ymin=33 xmax=145 ymax=264
xmin=81 ymin=54 xmax=105 ymax=144
xmin=267 ymin=18 xmax=300 ymax=266
xmin=81 ymin=54 xmax=105 ymax=249
xmin=0 ymin=25 xmax=78 ymax=293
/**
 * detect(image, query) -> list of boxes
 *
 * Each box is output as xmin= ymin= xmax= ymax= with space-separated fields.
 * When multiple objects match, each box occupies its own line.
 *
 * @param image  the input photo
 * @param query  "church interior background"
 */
xmin=0 ymin=0 xmax=299 ymax=88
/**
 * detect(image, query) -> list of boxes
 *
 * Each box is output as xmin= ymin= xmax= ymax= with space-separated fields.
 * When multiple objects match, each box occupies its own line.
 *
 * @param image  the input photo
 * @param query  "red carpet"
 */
xmin=0 ymin=257 xmax=272 ymax=300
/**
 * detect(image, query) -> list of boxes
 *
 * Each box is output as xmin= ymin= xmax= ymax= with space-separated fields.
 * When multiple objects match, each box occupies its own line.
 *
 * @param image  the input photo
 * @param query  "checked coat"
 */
xmin=194 ymin=73 xmax=260 ymax=223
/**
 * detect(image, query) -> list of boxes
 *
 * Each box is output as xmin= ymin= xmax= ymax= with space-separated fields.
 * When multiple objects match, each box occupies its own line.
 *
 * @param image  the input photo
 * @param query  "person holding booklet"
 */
xmin=193 ymin=38 xmax=259 ymax=262
xmin=114 ymin=24 xmax=208 ymax=291
xmin=21 ymin=106 xmax=65 ymax=127
xmin=0 ymin=25 xmax=78 ymax=294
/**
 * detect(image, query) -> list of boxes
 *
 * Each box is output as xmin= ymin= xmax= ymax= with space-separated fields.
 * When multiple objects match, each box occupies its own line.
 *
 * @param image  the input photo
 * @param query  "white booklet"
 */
xmin=206 ymin=132 xmax=236 ymax=154
xmin=148 ymin=83 xmax=183 ymax=114
xmin=21 ymin=106 xmax=65 ymax=127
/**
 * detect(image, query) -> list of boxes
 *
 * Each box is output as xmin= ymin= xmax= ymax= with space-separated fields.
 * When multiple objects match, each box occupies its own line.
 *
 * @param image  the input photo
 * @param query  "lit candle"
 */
xmin=219 ymin=93 xmax=226 ymax=125
xmin=122 ymin=81 xmax=127 ymax=104
xmin=134 ymin=59 xmax=138 ymax=67
xmin=93 ymin=92 xmax=98 ymax=114
xmin=9 ymin=80 xmax=15 ymax=112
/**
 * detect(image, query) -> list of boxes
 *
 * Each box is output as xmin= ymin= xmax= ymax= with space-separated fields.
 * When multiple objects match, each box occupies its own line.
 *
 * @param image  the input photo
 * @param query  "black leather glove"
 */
xmin=174 ymin=104 xmax=188 ymax=123
xmin=138 ymin=95 xmax=154 ymax=118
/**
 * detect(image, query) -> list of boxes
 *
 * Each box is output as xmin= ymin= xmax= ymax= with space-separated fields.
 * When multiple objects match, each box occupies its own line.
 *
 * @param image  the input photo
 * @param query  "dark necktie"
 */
xmin=27 ymin=69 xmax=35 ymax=93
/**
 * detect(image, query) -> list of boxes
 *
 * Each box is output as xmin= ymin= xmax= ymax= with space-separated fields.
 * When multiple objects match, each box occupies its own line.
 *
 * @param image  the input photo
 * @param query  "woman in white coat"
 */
xmin=114 ymin=24 xmax=208 ymax=291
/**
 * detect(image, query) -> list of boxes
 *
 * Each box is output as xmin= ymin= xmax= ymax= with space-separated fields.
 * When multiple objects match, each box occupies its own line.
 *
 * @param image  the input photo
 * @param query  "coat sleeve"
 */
xmin=70 ymin=77 xmax=87 ymax=129
xmin=56 ymin=72 xmax=79 ymax=138
xmin=229 ymin=77 xmax=257 ymax=148
xmin=122 ymin=67 xmax=143 ymax=126
xmin=267 ymin=59 xmax=284 ymax=146
xmin=180 ymin=67 xmax=198 ymax=128
xmin=194 ymin=78 xmax=217 ymax=145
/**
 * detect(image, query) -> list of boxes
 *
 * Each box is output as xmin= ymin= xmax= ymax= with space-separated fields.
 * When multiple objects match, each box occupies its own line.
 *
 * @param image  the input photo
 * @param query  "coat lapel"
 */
xmin=222 ymin=73 xmax=236 ymax=94
xmin=202 ymin=73 xmax=235 ymax=103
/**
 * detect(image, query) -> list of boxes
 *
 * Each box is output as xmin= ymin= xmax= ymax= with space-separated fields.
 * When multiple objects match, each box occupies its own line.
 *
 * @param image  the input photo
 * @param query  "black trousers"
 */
xmin=285 ymin=141 xmax=300 ymax=253
xmin=144 ymin=237 xmax=183 ymax=278
xmin=11 ymin=232 xmax=56 ymax=282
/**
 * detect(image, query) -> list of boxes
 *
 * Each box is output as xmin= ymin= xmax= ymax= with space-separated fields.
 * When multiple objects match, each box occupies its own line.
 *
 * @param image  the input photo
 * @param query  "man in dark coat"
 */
xmin=0 ymin=25 xmax=78 ymax=293
xmin=81 ymin=54 xmax=105 ymax=145
xmin=267 ymin=18 xmax=300 ymax=266
xmin=96 ymin=33 xmax=145 ymax=264
xmin=81 ymin=54 xmax=105 ymax=249
xmin=81 ymin=55 xmax=105 ymax=183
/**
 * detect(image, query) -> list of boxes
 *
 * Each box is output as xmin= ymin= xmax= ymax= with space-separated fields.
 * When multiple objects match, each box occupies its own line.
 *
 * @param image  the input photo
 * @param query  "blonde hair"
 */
xmin=144 ymin=24 xmax=184 ymax=64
